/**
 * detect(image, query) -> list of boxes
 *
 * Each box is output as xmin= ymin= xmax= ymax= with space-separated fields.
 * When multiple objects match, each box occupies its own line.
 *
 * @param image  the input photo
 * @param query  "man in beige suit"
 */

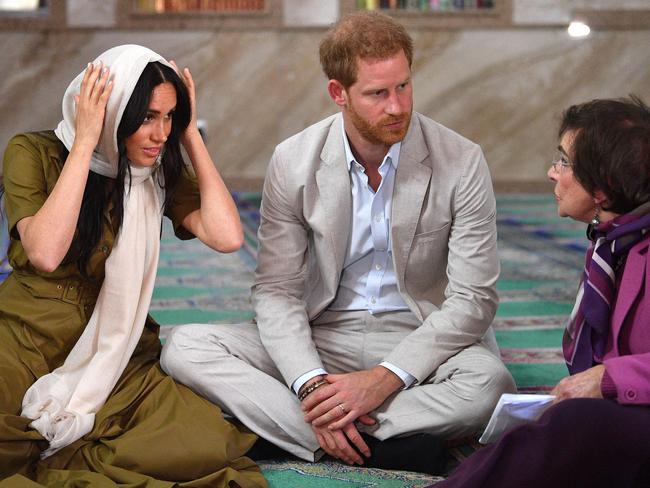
xmin=162 ymin=11 xmax=514 ymax=473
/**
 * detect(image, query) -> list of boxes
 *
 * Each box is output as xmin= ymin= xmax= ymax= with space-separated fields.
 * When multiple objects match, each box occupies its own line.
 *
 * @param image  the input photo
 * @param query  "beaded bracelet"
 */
xmin=298 ymin=379 xmax=328 ymax=402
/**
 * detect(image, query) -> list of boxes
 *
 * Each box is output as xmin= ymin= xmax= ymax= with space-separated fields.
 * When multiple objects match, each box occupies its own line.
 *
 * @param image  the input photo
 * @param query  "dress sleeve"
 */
xmin=164 ymin=164 xmax=201 ymax=240
xmin=2 ymin=134 xmax=49 ymax=239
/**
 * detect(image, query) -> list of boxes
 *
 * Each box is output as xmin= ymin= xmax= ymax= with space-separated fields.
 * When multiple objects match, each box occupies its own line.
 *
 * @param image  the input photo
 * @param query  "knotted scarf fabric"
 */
xmin=21 ymin=45 xmax=173 ymax=458
xmin=564 ymin=203 xmax=650 ymax=374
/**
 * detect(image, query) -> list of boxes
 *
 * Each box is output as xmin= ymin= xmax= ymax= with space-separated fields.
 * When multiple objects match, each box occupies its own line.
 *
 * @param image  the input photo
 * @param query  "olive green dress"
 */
xmin=0 ymin=132 xmax=267 ymax=488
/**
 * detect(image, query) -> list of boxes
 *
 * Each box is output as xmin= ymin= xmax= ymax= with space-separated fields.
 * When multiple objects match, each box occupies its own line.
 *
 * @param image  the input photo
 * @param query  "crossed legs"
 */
xmin=161 ymin=310 xmax=514 ymax=461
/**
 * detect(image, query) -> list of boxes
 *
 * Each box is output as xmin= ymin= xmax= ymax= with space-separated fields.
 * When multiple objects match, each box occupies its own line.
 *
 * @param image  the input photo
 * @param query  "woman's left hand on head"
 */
xmin=169 ymin=60 xmax=200 ymax=145
xmin=551 ymin=364 xmax=605 ymax=403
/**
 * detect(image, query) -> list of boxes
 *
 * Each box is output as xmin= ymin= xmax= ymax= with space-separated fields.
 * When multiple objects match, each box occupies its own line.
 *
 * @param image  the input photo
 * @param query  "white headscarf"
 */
xmin=22 ymin=44 xmax=173 ymax=458
xmin=55 ymin=44 xmax=173 ymax=177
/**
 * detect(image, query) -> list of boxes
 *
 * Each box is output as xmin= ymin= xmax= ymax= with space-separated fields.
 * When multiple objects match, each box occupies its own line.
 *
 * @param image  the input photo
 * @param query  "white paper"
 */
xmin=478 ymin=393 xmax=556 ymax=444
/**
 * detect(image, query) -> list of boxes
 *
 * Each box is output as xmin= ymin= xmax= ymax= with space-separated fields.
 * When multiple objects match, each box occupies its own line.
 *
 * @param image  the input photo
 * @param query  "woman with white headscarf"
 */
xmin=0 ymin=45 xmax=267 ymax=487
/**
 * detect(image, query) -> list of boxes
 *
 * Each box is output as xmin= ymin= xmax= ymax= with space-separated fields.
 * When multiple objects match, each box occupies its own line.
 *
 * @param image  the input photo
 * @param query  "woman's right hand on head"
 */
xmin=15 ymin=61 xmax=113 ymax=272
xmin=73 ymin=61 xmax=113 ymax=149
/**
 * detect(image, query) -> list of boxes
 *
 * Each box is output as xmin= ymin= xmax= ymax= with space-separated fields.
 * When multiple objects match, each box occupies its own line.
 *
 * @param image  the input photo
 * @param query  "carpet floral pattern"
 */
xmin=0 ymin=192 xmax=587 ymax=486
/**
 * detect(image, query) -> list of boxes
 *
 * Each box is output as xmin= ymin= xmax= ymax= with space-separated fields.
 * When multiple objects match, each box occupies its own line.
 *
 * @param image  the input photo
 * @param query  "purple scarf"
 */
xmin=563 ymin=207 xmax=650 ymax=374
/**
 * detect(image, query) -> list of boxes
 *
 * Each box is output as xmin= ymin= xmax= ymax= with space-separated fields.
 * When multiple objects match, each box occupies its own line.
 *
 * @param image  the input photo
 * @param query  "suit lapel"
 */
xmin=391 ymin=114 xmax=432 ymax=283
xmin=315 ymin=115 xmax=352 ymax=285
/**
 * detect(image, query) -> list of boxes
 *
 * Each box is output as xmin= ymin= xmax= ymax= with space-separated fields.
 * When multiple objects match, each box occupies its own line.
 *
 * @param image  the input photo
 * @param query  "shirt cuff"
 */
xmin=292 ymin=368 xmax=328 ymax=395
xmin=600 ymin=368 xmax=618 ymax=400
xmin=379 ymin=361 xmax=415 ymax=389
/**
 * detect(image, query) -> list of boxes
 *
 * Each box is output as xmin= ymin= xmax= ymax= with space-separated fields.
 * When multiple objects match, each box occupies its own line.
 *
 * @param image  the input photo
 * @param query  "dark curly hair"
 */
xmin=559 ymin=95 xmax=650 ymax=214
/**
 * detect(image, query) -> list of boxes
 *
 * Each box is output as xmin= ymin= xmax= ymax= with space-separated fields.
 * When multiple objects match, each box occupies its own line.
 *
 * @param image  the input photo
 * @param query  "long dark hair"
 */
xmin=74 ymin=61 xmax=191 ymax=274
xmin=559 ymin=95 xmax=650 ymax=215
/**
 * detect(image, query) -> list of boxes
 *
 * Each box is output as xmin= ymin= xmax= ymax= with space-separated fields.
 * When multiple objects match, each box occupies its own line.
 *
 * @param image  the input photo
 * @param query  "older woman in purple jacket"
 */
xmin=434 ymin=96 xmax=650 ymax=488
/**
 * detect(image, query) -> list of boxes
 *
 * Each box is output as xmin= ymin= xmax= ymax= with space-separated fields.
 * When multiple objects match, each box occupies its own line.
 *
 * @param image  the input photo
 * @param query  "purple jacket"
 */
xmin=600 ymin=234 xmax=650 ymax=405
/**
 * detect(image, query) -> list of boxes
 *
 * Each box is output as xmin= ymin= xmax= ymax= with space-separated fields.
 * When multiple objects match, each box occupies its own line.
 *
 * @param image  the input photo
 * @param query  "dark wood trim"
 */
xmin=117 ymin=0 xmax=282 ymax=30
xmin=341 ymin=0 xmax=513 ymax=29
xmin=573 ymin=8 xmax=650 ymax=30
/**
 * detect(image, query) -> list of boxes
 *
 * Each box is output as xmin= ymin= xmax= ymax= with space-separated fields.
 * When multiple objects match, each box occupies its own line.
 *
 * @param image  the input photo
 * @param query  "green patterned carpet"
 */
xmin=0 ymin=193 xmax=587 ymax=486
xmin=258 ymin=460 xmax=440 ymax=487
xmin=146 ymin=192 xmax=589 ymax=486
xmin=152 ymin=192 xmax=587 ymax=394
xmin=494 ymin=194 xmax=585 ymax=393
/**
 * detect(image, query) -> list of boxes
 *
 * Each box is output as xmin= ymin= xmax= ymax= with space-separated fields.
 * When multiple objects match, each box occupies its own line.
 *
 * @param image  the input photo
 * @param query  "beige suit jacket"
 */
xmin=252 ymin=112 xmax=499 ymax=388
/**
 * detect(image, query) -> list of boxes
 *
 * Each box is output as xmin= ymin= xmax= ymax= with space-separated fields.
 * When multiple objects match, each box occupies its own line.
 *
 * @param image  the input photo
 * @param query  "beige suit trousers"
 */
xmin=161 ymin=310 xmax=515 ymax=462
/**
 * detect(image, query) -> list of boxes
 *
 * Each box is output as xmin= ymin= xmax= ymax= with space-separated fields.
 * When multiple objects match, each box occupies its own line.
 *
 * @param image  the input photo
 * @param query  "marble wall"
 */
xmin=1 ymin=25 xmax=649 ymax=189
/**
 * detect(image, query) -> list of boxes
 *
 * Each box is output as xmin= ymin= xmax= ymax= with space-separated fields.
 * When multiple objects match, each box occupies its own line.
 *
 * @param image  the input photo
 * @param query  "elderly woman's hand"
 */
xmin=551 ymin=364 xmax=605 ymax=403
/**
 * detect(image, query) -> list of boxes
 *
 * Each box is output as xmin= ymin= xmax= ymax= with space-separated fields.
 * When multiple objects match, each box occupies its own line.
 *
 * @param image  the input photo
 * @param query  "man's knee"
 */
xmin=160 ymin=324 xmax=208 ymax=379
xmin=161 ymin=323 xmax=261 ymax=383
xmin=489 ymin=360 xmax=517 ymax=397
xmin=480 ymin=358 xmax=515 ymax=407
xmin=454 ymin=357 xmax=516 ymax=431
